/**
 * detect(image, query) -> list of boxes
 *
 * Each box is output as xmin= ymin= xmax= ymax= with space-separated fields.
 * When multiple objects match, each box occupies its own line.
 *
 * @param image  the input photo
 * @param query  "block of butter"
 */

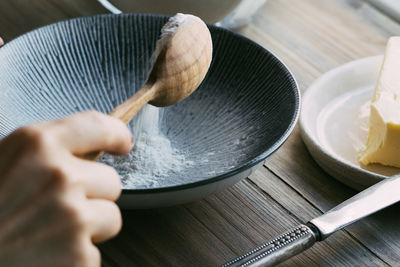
xmin=359 ymin=37 xmax=400 ymax=167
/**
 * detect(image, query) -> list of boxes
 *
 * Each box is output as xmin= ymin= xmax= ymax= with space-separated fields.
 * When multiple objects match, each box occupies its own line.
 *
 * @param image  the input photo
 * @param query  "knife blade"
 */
xmin=222 ymin=175 xmax=400 ymax=267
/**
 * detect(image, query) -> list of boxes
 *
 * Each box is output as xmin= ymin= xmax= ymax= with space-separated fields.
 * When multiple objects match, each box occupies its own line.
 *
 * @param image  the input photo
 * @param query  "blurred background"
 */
xmin=0 ymin=0 xmax=108 ymax=41
xmin=0 ymin=0 xmax=268 ymax=42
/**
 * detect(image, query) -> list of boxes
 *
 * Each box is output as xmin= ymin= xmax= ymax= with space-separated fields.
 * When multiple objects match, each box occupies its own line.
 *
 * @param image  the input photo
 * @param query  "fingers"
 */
xmin=71 ymin=158 xmax=122 ymax=201
xmin=0 ymin=37 xmax=3 ymax=47
xmin=86 ymin=200 xmax=122 ymax=243
xmin=78 ymin=238 xmax=101 ymax=267
xmin=0 ymin=110 xmax=126 ymax=266
xmin=63 ymin=157 xmax=123 ymax=243
xmin=86 ymin=243 xmax=101 ymax=267
xmin=45 ymin=111 xmax=132 ymax=156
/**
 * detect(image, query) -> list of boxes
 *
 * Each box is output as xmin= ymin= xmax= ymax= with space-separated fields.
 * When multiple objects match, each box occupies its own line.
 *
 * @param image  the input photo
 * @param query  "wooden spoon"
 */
xmin=85 ymin=14 xmax=213 ymax=160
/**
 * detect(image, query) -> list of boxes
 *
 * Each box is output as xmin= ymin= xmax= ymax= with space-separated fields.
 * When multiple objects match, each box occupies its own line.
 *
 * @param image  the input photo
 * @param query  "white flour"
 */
xmin=101 ymin=105 xmax=194 ymax=189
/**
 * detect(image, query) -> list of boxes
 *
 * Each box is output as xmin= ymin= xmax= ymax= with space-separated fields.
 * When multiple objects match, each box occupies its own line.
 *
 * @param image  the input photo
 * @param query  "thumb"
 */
xmin=0 ymin=37 xmax=4 ymax=47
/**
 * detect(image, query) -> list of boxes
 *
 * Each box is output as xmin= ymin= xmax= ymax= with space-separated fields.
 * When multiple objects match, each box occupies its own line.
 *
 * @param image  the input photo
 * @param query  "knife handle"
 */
xmin=222 ymin=224 xmax=319 ymax=267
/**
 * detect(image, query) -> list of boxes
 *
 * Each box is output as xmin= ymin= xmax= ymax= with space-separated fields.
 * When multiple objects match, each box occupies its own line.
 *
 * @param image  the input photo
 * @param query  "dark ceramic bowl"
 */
xmin=0 ymin=14 xmax=300 ymax=208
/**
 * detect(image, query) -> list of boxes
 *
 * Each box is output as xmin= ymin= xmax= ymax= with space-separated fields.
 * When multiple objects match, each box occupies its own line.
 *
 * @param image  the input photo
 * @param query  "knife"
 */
xmin=222 ymin=175 xmax=400 ymax=267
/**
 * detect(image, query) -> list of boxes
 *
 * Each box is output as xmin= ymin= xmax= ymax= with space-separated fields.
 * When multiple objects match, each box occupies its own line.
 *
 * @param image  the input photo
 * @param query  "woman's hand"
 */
xmin=0 ymin=37 xmax=4 ymax=47
xmin=0 ymin=111 xmax=131 ymax=267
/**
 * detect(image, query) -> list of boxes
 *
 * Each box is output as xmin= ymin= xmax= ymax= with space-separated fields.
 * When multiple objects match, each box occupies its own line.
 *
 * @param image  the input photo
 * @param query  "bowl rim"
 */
xmin=0 ymin=13 xmax=301 ymax=194
xmin=97 ymin=0 xmax=123 ymax=14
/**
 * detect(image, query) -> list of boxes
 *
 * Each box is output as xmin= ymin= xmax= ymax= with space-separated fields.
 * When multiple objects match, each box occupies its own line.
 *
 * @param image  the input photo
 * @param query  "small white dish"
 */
xmin=300 ymin=56 xmax=400 ymax=191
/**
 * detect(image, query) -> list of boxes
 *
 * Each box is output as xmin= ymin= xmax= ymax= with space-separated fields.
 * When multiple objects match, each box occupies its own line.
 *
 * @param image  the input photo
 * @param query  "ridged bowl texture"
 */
xmin=0 ymin=14 xmax=299 ymax=192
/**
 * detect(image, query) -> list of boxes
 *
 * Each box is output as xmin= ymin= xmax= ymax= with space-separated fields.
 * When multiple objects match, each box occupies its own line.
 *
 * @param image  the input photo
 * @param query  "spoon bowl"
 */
xmin=110 ymin=14 xmax=212 ymax=125
xmin=148 ymin=14 xmax=213 ymax=107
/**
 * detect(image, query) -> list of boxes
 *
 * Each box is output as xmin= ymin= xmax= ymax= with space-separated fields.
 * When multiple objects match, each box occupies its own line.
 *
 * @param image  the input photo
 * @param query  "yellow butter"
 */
xmin=359 ymin=37 xmax=400 ymax=167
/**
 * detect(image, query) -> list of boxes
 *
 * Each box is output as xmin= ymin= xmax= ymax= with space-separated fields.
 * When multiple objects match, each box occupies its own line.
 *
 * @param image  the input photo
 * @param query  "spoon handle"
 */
xmin=82 ymin=84 xmax=155 ymax=161
xmin=109 ymin=84 xmax=155 ymax=124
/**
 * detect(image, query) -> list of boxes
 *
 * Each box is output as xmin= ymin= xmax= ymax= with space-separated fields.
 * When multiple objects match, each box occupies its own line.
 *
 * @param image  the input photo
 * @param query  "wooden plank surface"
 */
xmin=243 ymin=0 xmax=400 ymax=265
xmin=1 ymin=0 xmax=400 ymax=266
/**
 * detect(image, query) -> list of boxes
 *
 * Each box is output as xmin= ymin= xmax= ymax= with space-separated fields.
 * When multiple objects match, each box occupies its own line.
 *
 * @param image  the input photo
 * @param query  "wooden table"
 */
xmin=1 ymin=0 xmax=400 ymax=266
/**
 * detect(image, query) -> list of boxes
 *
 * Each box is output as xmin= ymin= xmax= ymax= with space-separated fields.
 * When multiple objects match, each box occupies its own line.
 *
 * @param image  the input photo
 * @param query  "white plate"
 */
xmin=300 ymin=56 xmax=400 ymax=190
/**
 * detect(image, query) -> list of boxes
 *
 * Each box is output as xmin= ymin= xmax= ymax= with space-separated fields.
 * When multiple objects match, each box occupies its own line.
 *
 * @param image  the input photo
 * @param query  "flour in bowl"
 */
xmin=101 ymin=104 xmax=194 ymax=189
